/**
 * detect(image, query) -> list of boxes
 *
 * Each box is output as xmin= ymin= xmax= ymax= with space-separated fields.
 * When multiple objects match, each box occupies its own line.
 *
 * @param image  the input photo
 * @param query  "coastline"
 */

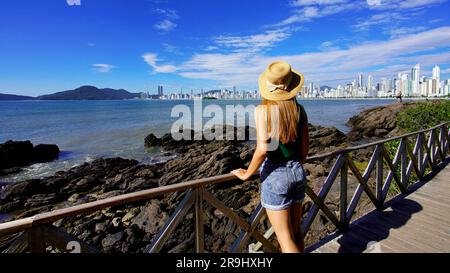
xmin=1 ymin=99 xmax=448 ymax=253
xmin=0 ymin=98 xmax=405 ymax=182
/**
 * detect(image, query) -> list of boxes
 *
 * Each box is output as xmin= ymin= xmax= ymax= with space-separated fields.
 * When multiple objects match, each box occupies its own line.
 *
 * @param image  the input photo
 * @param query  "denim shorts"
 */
xmin=259 ymin=158 xmax=307 ymax=211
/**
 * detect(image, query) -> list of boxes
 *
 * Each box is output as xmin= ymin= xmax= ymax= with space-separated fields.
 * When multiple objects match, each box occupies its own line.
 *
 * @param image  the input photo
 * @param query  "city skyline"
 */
xmin=143 ymin=62 xmax=449 ymax=99
xmin=1 ymin=0 xmax=450 ymax=96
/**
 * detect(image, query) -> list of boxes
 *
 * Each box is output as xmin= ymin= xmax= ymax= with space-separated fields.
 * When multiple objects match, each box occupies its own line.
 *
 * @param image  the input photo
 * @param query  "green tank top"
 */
xmin=266 ymin=103 xmax=306 ymax=162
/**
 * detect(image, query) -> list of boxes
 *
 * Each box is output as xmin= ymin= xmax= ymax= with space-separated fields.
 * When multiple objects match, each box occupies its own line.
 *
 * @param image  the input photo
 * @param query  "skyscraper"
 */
xmin=411 ymin=64 xmax=420 ymax=96
xmin=157 ymin=85 xmax=164 ymax=96
xmin=433 ymin=65 xmax=441 ymax=94
xmin=367 ymin=75 xmax=373 ymax=90
xmin=358 ymin=73 xmax=363 ymax=88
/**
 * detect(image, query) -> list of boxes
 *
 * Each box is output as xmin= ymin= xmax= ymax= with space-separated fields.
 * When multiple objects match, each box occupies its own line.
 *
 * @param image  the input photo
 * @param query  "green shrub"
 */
xmin=397 ymin=100 xmax=450 ymax=132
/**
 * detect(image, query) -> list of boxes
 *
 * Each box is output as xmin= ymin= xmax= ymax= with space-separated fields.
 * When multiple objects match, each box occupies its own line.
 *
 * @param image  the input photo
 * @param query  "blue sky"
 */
xmin=1 ymin=0 xmax=450 ymax=96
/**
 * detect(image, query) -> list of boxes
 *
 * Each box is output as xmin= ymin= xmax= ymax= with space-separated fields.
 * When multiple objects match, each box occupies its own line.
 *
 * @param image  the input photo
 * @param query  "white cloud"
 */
xmin=154 ymin=19 xmax=177 ymax=31
xmin=276 ymin=0 xmax=446 ymax=28
xmin=214 ymin=28 xmax=293 ymax=53
xmin=353 ymin=12 xmax=407 ymax=31
xmin=367 ymin=0 xmax=382 ymax=6
xmin=155 ymin=8 xmax=179 ymax=19
xmin=91 ymin=64 xmax=116 ymax=73
xmin=367 ymin=0 xmax=446 ymax=9
xmin=205 ymin=45 xmax=219 ymax=51
xmin=153 ymin=7 xmax=179 ymax=32
xmin=291 ymin=0 xmax=348 ymax=6
xmin=142 ymin=53 xmax=158 ymax=66
xmin=318 ymin=41 xmax=340 ymax=51
xmin=150 ymin=27 xmax=450 ymax=87
xmin=162 ymin=43 xmax=181 ymax=54
xmin=275 ymin=1 xmax=361 ymax=26
xmin=387 ymin=26 xmax=427 ymax=38
xmin=142 ymin=53 xmax=178 ymax=73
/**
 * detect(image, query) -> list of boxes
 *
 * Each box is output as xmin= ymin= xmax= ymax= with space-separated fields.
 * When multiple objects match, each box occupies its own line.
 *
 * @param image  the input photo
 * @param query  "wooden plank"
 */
xmin=28 ymin=226 xmax=46 ymax=253
xmin=194 ymin=188 xmax=204 ymax=253
xmin=410 ymin=193 xmax=450 ymax=209
xmin=344 ymin=222 xmax=424 ymax=253
xmin=340 ymin=158 xmax=348 ymax=226
xmin=387 ymin=229 xmax=449 ymax=253
xmin=349 ymin=225 xmax=410 ymax=253
xmin=350 ymin=214 xmax=442 ymax=252
xmin=387 ymin=202 xmax=450 ymax=227
xmin=374 ymin=212 xmax=450 ymax=248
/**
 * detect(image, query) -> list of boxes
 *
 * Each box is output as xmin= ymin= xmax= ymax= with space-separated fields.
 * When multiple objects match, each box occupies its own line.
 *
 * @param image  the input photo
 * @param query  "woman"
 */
xmin=231 ymin=61 xmax=309 ymax=253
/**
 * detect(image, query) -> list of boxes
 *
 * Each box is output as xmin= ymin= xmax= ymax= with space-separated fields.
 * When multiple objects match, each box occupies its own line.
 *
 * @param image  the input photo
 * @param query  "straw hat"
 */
xmin=258 ymin=61 xmax=304 ymax=101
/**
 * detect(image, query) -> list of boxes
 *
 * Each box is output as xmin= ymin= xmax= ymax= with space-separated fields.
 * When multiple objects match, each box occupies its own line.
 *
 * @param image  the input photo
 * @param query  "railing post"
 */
xmin=444 ymin=125 xmax=450 ymax=156
xmin=400 ymin=138 xmax=407 ymax=188
xmin=441 ymin=125 xmax=445 ymax=157
xmin=418 ymin=133 xmax=424 ymax=177
xmin=28 ymin=226 xmax=46 ymax=253
xmin=194 ymin=187 xmax=204 ymax=253
xmin=376 ymin=144 xmax=384 ymax=205
xmin=429 ymin=129 xmax=436 ymax=166
xmin=340 ymin=153 xmax=348 ymax=230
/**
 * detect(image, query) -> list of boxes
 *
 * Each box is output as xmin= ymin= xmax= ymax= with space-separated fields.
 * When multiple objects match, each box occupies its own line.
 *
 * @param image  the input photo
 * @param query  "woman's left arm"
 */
xmin=231 ymin=106 xmax=268 ymax=181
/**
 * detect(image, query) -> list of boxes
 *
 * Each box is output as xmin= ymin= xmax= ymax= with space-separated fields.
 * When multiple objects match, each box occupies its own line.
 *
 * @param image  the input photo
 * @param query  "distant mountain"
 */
xmin=0 ymin=93 xmax=36 ymax=100
xmin=37 ymin=86 xmax=140 ymax=100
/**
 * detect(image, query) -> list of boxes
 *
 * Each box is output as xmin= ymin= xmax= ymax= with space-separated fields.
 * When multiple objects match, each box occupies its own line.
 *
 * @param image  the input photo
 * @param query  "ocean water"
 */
xmin=0 ymin=98 xmax=402 ymax=182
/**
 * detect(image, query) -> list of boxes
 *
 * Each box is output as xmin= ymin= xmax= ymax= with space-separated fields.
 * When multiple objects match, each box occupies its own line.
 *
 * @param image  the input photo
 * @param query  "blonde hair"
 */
xmin=261 ymin=97 xmax=300 ymax=144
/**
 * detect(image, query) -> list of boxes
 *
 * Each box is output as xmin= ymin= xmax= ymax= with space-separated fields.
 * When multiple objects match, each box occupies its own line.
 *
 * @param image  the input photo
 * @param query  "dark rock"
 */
xmin=0 ymin=179 xmax=42 ymax=202
xmin=131 ymin=200 xmax=169 ymax=234
xmin=101 ymin=231 xmax=124 ymax=248
xmin=33 ymin=144 xmax=60 ymax=162
xmin=144 ymin=133 xmax=162 ymax=147
xmin=0 ymin=140 xmax=59 ymax=170
xmin=24 ymin=193 xmax=59 ymax=208
xmin=0 ymin=140 xmax=34 ymax=169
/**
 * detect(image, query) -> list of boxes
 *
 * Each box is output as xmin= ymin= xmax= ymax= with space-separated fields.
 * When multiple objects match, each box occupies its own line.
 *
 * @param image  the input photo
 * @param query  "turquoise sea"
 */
xmin=0 ymin=98 xmax=406 ymax=182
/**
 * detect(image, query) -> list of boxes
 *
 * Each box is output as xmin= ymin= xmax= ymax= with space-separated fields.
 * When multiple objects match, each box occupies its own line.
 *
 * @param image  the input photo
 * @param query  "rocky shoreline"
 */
xmin=0 ymin=101 xmax=415 ymax=252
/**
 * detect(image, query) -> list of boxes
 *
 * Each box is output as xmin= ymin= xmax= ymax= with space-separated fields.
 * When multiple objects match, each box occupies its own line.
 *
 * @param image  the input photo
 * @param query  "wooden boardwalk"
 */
xmin=310 ymin=161 xmax=450 ymax=253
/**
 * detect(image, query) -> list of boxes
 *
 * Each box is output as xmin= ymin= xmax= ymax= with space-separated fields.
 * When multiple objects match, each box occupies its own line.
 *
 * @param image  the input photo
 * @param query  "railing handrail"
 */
xmin=307 ymin=121 xmax=450 ymax=161
xmin=0 ymin=121 xmax=449 ymax=235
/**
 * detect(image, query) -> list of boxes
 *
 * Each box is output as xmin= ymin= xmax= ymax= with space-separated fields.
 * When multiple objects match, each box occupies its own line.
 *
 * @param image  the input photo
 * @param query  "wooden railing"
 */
xmin=0 ymin=122 xmax=449 ymax=253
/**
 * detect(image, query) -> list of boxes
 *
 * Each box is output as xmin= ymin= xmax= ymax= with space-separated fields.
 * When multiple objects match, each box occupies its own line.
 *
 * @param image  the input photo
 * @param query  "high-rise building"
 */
xmin=367 ymin=75 xmax=373 ymax=90
xmin=358 ymin=73 xmax=363 ymax=88
xmin=411 ymin=64 xmax=420 ymax=96
xmin=398 ymin=73 xmax=409 ymax=96
xmin=432 ymin=65 xmax=441 ymax=94
xmin=157 ymin=85 xmax=164 ymax=96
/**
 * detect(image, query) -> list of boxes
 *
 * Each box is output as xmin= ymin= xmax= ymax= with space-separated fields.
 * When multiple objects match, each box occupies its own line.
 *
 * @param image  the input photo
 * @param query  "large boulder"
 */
xmin=0 ymin=140 xmax=60 ymax=172
xmin=346 ymin=102 xmax=418 ymax=142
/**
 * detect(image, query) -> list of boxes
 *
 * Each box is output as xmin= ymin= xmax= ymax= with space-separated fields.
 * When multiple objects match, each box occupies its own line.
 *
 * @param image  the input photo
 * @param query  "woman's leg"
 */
xmin=265 ymin=208 xmax=300 ymax=253
xmin=289 ymin=202 xmax=305 ymax=253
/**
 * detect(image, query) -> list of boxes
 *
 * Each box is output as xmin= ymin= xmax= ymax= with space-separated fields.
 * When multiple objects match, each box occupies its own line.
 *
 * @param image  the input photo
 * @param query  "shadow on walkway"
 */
xmin=307 ymin=157 xmax=450 ymax=253
xmin=336 ymin=198 xmax=422 ymax=253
